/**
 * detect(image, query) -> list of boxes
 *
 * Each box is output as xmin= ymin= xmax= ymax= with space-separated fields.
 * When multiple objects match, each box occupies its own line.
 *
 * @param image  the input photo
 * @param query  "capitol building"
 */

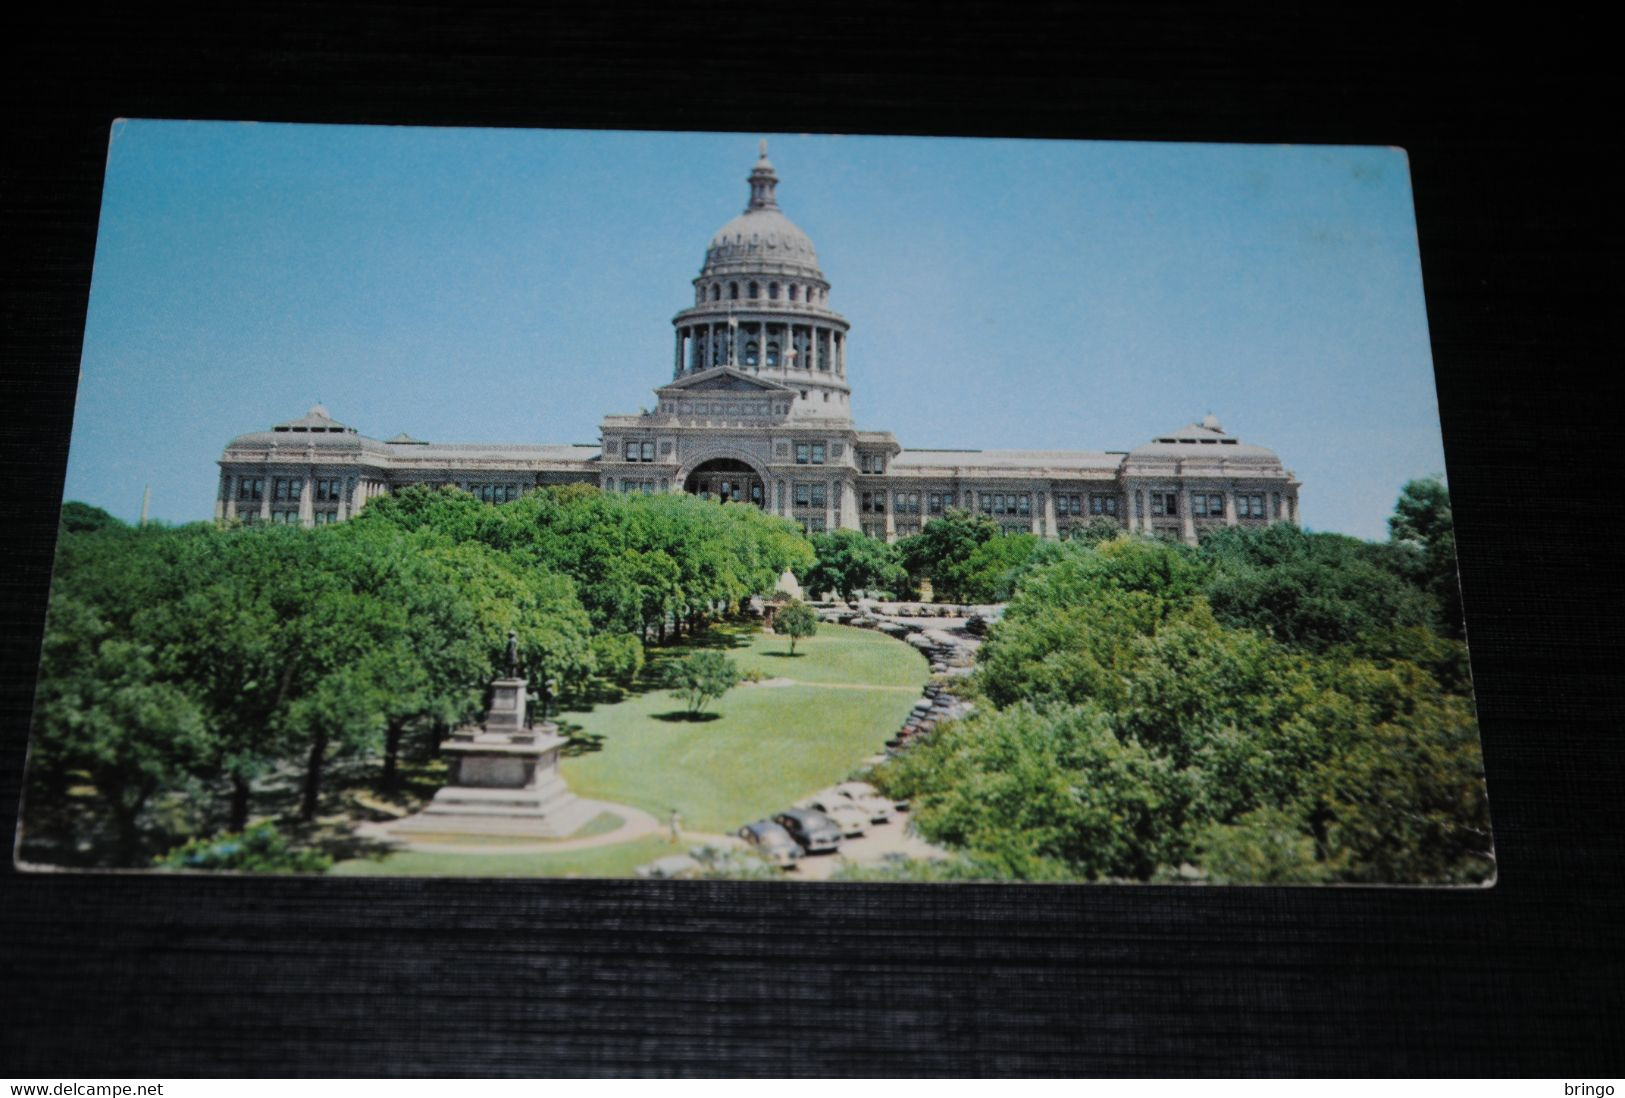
xmin=216 ymin=144 xmax=1300 ymax=545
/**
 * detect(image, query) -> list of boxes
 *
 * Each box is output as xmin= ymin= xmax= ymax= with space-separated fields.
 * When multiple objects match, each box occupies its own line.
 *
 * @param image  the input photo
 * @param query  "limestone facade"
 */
xmin=217 ymin=145 xmax=1300 ymax=545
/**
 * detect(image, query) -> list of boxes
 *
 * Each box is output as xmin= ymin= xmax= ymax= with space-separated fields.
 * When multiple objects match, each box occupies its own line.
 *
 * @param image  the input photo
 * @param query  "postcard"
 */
xmin=16 ymin=122 xmax=1492 ymax=884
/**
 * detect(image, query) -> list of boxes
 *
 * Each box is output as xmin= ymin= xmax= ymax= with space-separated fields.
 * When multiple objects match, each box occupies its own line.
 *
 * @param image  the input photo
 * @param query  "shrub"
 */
xmin=155 ymin=822 xmax=332 ymax=874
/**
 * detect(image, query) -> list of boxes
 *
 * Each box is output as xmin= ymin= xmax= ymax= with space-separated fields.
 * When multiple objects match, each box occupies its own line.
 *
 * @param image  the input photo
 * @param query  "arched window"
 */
xmin=766 ymin=341 xmax=781 ymax=367
xmin=710 ymin=284 xmax=721 ymax=301
xmin=729 ymin=282 xmax=739 ymax=300
xmin=745 ymin=340 xmax=760 ymax=367
xmin=788 ymin=284 xmax=798 ymax=301
xmin=748 ymin=281 xmax=759 ymax=299
xmin=768 ymin=282 xmax=780 ymax=300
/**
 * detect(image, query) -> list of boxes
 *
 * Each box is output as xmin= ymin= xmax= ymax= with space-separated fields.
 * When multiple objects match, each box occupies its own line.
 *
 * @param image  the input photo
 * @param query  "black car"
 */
xmin=773 ymin=808 xmax=842 ymax=854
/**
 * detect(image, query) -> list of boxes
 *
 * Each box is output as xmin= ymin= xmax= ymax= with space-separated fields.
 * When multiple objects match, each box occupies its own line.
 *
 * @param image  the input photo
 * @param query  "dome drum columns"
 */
xmin=673 ymin=321 xmax=844 ymax=377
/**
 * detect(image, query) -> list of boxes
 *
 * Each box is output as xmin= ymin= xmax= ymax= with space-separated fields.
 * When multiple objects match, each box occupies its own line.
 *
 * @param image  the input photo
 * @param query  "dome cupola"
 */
xmin=701 ymin=140 xmax=824 ymax=281
xmin=669 ymin=143 xmax=853 ymax=423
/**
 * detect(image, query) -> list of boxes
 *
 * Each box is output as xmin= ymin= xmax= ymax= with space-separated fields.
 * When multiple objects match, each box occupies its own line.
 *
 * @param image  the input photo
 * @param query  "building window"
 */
xmin=729 ymin=282 xmax=739 ymax=300
xmin=1150 ymin=492 xmax=1178 ymax=517
xmin=272 ymin=477 xmax=303 ymax=502
xmin=810 ymin=483 xmax=826 ymax=508
xmin=474 ymin=484 xmax=520 ymax=503
xmin=861 ymin=491 xmax=885 ymax=514
xmin=744 ymin=341 xmax=760 ymax=367
xmin=860 ymin=453 xmax=887 ymax=474
xmin=861 ymin=522 xmax=884 ymax=539
xmin=894 ymin=522 xmax=920 ymax=538
xmin=804 ymin=517 xmax=825 ymax=535
xmin=1089 ymin=495 xmax=1119 ymax=516
xmin=315 ymin=478 xmax=342 ymax=502
xmin=766 ymin=341 xmax=781 ymax=367
xmin=898 ymin=492 xmax=921 ymax=514
xmin=237 ymin=477 xmax=265 ymax=502
xmin=711 ymin=285 xmax=721 ymax=301
xmin=794 ymin=483 xmax=810 ymax=507
xmin=271 ymin=510 xmax=299 ymax=525
xmin=624 ymin=440 xmax=655 ymax=462
xmin=795 ymin=442 xmax=826 ymax=465
xmin=313 ymin=511 xmax=338 ymax=525
xmin=927 ymin=492 xmax=945 ymax=515
xmin=1016 ymin=494 xmax=1030 ymax=517
xmin=768 ymin=282 xmax=780 ymax=300
xmin=1237 ymin=493 xmax=1265 ymax=518
xmin=748 ymin=281 xmax=759 ymax=299
xmin=1272 ymin=492 xmax=1282 ymax=519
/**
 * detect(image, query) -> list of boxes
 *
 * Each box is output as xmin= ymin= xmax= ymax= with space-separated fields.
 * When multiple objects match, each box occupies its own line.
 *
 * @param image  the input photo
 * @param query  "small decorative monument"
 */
xmin=393 ymin=631 xmax=596 ymax=837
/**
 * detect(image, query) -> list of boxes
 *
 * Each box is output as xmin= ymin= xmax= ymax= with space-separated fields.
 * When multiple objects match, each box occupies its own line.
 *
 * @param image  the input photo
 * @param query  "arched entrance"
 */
xmin=685 ymin=458 xmax=766 ymax=508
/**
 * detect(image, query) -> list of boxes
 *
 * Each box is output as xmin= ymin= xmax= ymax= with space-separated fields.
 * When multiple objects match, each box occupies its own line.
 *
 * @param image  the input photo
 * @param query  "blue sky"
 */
xmin=67 ymin=122 xmax=1444 ymax=540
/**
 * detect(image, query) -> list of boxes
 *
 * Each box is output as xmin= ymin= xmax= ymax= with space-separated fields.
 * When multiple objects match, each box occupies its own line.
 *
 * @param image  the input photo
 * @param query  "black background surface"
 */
xmin=3 ymin=2 xmax=1621 ymax=1077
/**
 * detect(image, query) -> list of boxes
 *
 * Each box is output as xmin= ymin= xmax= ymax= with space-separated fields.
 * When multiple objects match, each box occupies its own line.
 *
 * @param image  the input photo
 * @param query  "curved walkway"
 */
xmin=358 ymin=798 xmax=670 ymax=856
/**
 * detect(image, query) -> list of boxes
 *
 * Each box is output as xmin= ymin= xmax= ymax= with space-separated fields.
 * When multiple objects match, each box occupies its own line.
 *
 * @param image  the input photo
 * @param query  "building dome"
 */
xmin=700 ymin=143 xmax=824 ymax=279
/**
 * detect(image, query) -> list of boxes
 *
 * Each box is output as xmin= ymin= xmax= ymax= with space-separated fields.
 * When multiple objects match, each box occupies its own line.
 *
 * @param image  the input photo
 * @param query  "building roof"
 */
xmin=892 ymin=449 xmax=1124 ymax=474
xmin=702 ymin=144 xmax=823 ymax=278
xmin=1125 ymin=415 xmax=1284 ymax=463
xmin=271 ymin=404 xmax=356 ymax=434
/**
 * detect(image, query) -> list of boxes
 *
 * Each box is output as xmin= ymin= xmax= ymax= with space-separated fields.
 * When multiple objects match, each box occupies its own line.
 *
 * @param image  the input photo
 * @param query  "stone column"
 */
xmin=824 ymin=479 xmax=835 ymax=531
xmin=223 ymin=474 xmax=237 ymax=521
xmin=884 ymin=488 xmax=896 ymax=540
xmin=840 ymin=480 xmax=857 ymax=529
xmin=1181 ymin=488 xmax=1196 ymax=544
xmin=674 ymin=328 xmax=684 ymax=377
xmin=259 ymin=479 xmax=272 ymax=523
xmin=1224 ymin=489 xmax=1238 ymax=526
xmin=299 ymin=470 xmax=314 ymax=528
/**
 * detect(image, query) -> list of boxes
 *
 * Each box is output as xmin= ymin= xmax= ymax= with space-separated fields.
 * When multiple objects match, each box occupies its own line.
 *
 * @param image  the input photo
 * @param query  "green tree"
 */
xmin=667 ymin=650 xmax=741 ymax=717
xmin=27 ymin=596 xmax=209 ymax=862
xmin=957 ymin=531 xmax=1040 ymax=602
xmin=591 ymin=632 xmax=646 ymax=687
xmin=896 ymin=508 xmax=998 ymax=602
xmin=1389 ymin=476 xmax=1464 ymax=638
xmin=871 ymin=703 xmax=1184 ymax=881
xmin=799 ymin=529 xmax=905 ymax=600
xmin=775 ymin=600 xmax=819 ymax=655
xmin=1197 ymin=523 xmax=1434 ymax=651
xmin=1192 ymin=808 xmax=1331 ymax=884
xmin=60 ymin=501 xmax=124 ymax=534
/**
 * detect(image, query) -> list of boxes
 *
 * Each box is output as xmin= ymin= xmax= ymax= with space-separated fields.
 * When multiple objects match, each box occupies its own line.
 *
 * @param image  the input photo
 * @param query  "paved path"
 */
xmin=357 ymin=799 xmax=663 ymax=855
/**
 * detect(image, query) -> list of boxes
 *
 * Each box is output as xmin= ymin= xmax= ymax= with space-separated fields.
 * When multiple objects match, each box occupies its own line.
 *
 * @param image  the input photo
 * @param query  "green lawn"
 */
xmin=560 ymin=622 xmax=926 ymax=833
xmin=330 ymin=835 xmax=678 ymax=878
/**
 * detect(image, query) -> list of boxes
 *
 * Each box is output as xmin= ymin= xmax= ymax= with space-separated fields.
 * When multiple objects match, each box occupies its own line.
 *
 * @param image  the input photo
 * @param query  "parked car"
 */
xmin=826 ymin=784 xmax=895 ymax=824
xmin=737 ymin=820 xmax=804 ymax=869
xmin=773 ymin=808 xmax=842 ymax=853
xmin=634 ymin=853 xmax=703 ymax=880
xmin=797 ymin=794 xmax=870 ymax=837
xmin=835 ymin=779 xmax=906 ymax=814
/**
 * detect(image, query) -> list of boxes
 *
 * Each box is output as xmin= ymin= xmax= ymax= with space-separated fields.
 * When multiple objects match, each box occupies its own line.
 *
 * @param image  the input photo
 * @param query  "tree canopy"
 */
xmin=23 ymin=484 xmax=814 ymax=865
xmin=872 ymin=483 xmax=1488 ymax=885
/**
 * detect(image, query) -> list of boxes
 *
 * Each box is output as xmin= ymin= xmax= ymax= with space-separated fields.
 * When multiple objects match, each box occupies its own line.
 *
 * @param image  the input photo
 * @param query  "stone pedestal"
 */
xmin=393 ymin=677 xmax=597 ymax=837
